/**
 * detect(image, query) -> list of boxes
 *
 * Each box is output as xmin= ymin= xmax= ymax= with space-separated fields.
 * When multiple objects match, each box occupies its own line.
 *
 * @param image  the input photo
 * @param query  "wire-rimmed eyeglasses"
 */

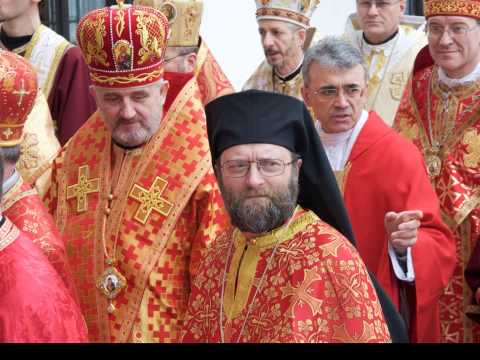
xmin=220 ymin=159 xmax=297 ymax=178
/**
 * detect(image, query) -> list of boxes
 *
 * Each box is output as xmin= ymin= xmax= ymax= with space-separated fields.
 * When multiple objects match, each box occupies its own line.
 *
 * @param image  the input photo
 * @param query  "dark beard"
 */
xmin=218 ymin=171 xmax=299 ymax=234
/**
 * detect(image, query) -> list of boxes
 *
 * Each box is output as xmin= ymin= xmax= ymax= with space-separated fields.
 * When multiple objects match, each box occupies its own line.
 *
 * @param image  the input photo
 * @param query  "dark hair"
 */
xmin=0 ymin=146 xmax=21 ymax=165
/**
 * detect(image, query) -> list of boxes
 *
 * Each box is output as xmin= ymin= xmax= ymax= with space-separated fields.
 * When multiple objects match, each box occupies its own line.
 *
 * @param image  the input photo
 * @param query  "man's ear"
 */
xmin=185 ymin=53 xmax=197 ymax=73
xmin=399 ymin=0 xmax=407 ymax=15
xmin=160 ymin=80 xmax=170 ymax=98
xmin=301 ymin=86 xmax=311 ymax=106
xmin=296 ymin=28 xmax=307 ymax=47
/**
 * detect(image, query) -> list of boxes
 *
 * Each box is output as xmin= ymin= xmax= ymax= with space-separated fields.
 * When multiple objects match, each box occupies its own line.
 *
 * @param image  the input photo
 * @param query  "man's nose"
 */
xmin=245 ymin=162 xmax=266 ymax=187
xmin=120 ymin=98 xmax=136 ymax=119
xmin=367 ymin=3 xmax=379 ymax=16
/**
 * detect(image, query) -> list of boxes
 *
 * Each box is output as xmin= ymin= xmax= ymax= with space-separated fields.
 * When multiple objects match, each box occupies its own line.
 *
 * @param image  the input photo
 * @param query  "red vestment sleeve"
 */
xmin=48 ymin=46 xmax=96 ymax=146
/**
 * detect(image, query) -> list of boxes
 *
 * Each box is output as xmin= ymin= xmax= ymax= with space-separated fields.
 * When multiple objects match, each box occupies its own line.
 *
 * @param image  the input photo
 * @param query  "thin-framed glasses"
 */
xmin=357 ymin=0 xmax=401 ymax=10
xmin=426 ymin=23 xmax=479 ymax=39
xmin=164 ymin=53 xmax=187 ymax=63
xmin=310 ymin=84 xmax=363 ymax=101
xmin=220 ymin=159 xmax=297 ymax=178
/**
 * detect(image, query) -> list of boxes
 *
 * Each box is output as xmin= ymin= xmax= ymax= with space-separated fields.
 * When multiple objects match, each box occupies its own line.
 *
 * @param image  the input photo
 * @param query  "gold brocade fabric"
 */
xmin=2 ymin=175 xmax=77 ymax=301
xmin=181 ymin=208 xmax=391 ymax=343
xmin=394 ymin=65 xmax=480 ymax=342
xmin=345 ymin=25 xmax=427 ymax=126
xmin=242 ymin=60 xmax=305 ymax=101
xmin=17 ymin=92 xmax=60 ymax=198
xmin=195 ymin=39 xmax=234 ymax=105
xmin=0 ymin=24 xmax=71 ymax=100
xmin=45 ymin=77 xmax=229 ymax=342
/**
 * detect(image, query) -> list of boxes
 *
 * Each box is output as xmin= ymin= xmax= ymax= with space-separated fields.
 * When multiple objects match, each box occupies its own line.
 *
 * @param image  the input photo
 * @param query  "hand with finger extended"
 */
xmin=384 ymin=210 xmax=423 ymax=256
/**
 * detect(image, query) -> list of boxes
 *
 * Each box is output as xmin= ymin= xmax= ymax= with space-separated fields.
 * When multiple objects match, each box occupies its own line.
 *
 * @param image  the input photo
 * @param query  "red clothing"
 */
xmin=2 ymin=175 xmax=77 ymax=301
xmin=342 ymin=112 xmax=456 ymax=342
xmin=394 ymin=46 xmax=480 ymax=342
xmin=0 ymin=218 xmax=88 ymax=342
xmin=48 ymin=46 xmax=96 ymax=145
xmin=181 ymin=207 xmax=391 ymax=343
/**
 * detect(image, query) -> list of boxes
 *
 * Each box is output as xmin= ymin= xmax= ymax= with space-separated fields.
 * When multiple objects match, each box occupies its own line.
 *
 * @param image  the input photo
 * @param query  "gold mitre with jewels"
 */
xmin=76 ymin=0 xmax=170 ymax=88
xmin=424 ymin=0 xmax=480 ymax=19
xmin=255 ymin=0 xmax=320 ymax=29
xmin=134 ymin=0 xmax=203 ymax=47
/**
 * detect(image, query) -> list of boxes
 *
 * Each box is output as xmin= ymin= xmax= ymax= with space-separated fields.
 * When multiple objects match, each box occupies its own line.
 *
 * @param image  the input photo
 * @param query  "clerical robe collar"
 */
xmin=0 ymin=27 xmax=33 ymax=51
xmin=2 ymin=169 xmax=20 ymax=195
xmin=274 ymin=56 xmax=304 ymax=82
xmin=438 ymin=62 xmax=480 ymax=88
xmin=361 ymin=29 xmax=400 ymax=55
xmin=316 ymin=110 xmax=369 ymax=171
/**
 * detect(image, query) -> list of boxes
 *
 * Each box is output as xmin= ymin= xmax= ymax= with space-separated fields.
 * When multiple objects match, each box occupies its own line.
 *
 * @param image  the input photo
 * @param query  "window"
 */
xmin=40 ymin=0 xmax=133 ymax=43
xmin=406 ymin=0 xmax=424 ymax=16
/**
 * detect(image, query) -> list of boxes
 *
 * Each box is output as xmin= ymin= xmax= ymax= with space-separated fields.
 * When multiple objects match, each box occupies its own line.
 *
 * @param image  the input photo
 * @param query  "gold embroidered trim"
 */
xmin=0 ymin=218 xmax=19 ymax=252
xmin=256 ymin=8 xmax=310 ymax=26
xmin=43 ymin=42 xmax=70 ymax=99
xmin=1 ymin=176 xmax=37 ymax=213
xmin=425 ymin=0 xmax=480 ymax=19
xmin=91 ymin=69 xmax=164 ymax=85
xmin=223 ymin=208 xmax=318 ymax=320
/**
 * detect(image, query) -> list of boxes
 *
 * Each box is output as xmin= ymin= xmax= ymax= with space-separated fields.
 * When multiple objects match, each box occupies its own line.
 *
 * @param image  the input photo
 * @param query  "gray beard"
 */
xmin=219 ymin=173 xmax=299 ymax=234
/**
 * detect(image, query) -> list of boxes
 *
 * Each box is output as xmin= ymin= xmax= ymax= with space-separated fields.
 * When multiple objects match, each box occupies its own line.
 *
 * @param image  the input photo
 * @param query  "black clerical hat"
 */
xmin=205 ymin=90 xmax=409 ymax=343
xmin=206 ymin=89 xmax=354 ymax=243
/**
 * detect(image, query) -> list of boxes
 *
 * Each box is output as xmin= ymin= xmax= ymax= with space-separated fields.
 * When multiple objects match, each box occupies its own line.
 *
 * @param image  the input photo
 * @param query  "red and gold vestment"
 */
xmin=45 ymin=77 xmax=229 ymax=342
xmin=394 ymin=48 xmax=480 ymax=342
xmin=3 ymin=175 xmax=77 ymax=300
xmin=181 ymin=207 xmax=391 ymax=343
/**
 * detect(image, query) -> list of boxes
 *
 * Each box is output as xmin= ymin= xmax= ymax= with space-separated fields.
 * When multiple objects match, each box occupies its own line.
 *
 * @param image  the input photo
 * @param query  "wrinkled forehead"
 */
xmin=258 ymin=19 xmax=296 ymax=32
xmin=427 ymin=15 xmax=478 ymax=25
xmin=94 ymin=79 xmax=166 ymax=96
xmin=220 ymin=143 xmax=292 ymax=161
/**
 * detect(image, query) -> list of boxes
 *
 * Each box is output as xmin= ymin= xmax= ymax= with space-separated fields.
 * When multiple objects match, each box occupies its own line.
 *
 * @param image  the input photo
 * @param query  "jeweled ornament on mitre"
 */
xmin=76 ymin=0 xmax=170 ymax=88
xmin=423 ymin=0 xmax=480 ymax=19
xmin=255 ymin=0 xmax=320 ymax=28
xmin=0 ymin=50 xmax=38 ymax=147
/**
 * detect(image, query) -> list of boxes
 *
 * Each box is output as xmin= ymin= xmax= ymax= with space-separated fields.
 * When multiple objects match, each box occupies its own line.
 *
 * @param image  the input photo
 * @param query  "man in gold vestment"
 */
xmin=45 ymin=2 xmax=228 ymax=342
xmin=344 ymin=0 xmax=427 ymax=125
xmin=242 ymin=0 xmax=321 ymax=100
xmin=134 ymin=0 xmax=234 ymax=105
xmin=394 ymin=0 xmax=480 ymax=343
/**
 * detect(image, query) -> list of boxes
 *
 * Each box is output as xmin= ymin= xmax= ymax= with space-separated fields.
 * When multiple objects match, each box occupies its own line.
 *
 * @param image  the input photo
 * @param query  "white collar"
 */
xmin=438 ymin=62 xmax=480 ymax=88
xmin=361 ymin=28 xmax=402 ymax=55
xmin=274 ymin=55 xmax=304 ymax=79
xmin=2 ymin=169 xmax=19 ymax=195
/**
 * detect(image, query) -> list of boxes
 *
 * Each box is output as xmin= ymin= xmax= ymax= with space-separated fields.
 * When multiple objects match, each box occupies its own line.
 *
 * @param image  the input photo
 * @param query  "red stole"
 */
xmin=53 ymin=77 xmax=211 ymax=341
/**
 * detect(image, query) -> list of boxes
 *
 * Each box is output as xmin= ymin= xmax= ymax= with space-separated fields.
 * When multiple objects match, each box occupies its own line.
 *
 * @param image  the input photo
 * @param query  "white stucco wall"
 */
xmin=200 ymin=0 xmax=356 ymax=90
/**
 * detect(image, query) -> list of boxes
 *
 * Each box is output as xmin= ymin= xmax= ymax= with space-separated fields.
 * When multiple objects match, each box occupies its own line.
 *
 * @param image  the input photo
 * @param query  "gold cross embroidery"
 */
xmin=129 ymin=177 xmax=173 ymax=224
xmin=12 ymin=79 xmax=31 ymax=106
xmin=66 ymin=165 xmax=101 ymax=213
xmin=3 ymin=128 xmax=13 ymax=139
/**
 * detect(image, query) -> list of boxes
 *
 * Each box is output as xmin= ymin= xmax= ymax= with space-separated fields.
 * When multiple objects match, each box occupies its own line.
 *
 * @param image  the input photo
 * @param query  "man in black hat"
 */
xmin=180 ymin=90 xmax=397 ymax=343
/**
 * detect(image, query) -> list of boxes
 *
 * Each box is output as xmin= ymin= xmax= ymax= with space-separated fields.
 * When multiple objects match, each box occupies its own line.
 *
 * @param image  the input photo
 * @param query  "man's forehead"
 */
xmin=95 ymin=81 xmax=163 ymax=95
xmin=258 ymin=19 xmax=292 ymax=31
xmin=428 ymin=15 xmax=476 ymax=24
xmin=222 ymin=143 xmax=291 ymax=157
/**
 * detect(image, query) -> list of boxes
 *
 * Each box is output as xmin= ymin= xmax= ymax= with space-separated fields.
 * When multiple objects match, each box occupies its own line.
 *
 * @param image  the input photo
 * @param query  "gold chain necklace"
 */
xmin=425 ymin=71 xmax=453 ymax=180
xmin=219 ymin=207 xmax=297 ymax=343
xmin=96 ymin=150 xmax=129 ymax=314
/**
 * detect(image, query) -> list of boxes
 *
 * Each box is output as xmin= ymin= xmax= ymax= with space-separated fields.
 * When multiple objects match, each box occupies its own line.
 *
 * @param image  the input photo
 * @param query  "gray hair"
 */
xmin=302 ymin=36 xmax=368 ymax=87
xmin=0 ymin=146 xmax=21 ymax=165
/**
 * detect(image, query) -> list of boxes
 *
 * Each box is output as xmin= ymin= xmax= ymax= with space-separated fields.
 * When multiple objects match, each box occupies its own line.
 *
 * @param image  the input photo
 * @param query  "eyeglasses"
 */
xmin=309 ymin=84 xmax=363 ymax=101
xmin=426 ymin=23 xmax=479 ymax=39
xmin=220 ymin=159 xmax=297 ymax=178
xmin=357 ymin=0 xmax=400 ymax=10
xmin=164 ymin=53 xmax=187 ymax=63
